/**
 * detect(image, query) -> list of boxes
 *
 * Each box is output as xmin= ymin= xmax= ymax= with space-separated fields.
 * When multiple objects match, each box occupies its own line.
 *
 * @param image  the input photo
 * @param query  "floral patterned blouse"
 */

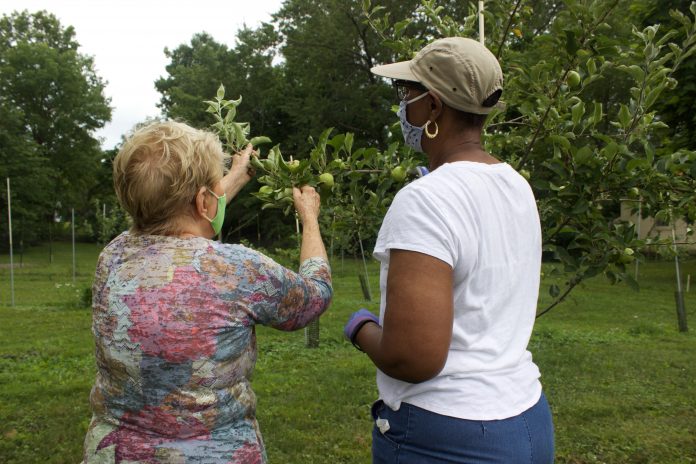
xmin=82 ymin=232 xmax=332 ymax=463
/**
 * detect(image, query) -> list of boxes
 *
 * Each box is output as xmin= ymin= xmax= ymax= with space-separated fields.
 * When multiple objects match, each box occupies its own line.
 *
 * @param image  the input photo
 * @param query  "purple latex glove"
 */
xmin=344 ymin=308 xmax=380 ymax=351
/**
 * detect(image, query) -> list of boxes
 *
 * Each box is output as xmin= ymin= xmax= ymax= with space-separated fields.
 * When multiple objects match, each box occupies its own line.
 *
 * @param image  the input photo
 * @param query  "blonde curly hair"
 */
xmin=113 ymin=120 xmax=229 ymax=236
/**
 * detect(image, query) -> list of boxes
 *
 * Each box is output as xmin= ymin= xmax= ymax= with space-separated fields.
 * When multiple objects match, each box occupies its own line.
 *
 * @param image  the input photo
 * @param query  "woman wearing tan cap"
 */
xmin=343 ymin=37 xmax=554 ymax=463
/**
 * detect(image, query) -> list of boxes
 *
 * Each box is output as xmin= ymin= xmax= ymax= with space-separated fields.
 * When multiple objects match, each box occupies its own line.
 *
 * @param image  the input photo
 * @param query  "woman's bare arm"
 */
xmin=355 ymin=249 xmax=453 ymax=383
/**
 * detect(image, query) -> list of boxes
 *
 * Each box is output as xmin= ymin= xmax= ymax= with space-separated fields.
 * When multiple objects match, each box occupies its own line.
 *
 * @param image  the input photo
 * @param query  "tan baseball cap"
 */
xmin=371 ymin=37 xmax=504 ymax=114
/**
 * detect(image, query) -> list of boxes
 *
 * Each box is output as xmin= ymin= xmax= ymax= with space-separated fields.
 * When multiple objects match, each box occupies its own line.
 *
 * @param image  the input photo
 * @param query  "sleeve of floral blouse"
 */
xmin=249 ymin=256 xmax=333 ymax=330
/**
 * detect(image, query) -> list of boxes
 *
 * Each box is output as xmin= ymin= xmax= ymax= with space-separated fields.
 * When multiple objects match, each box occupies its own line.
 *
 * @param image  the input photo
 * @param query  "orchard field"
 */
xmin=0 ymin=242 xmax=695 ymax=463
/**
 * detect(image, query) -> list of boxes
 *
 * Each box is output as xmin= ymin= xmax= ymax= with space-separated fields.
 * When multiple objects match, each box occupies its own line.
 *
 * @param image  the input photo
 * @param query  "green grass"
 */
xmin=1 ymin=242 xmax=695 ymax=463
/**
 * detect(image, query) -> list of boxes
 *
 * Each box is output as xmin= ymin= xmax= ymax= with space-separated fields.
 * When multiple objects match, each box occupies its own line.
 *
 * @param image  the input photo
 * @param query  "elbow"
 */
xmin=399 ymin=361 xmax=446 ymax=384
xmin=323 ymin=284 xmax=334 ymax=309
xmin=311 ymin=278 xmax=333 ymax=311
xmin=382 ymin=352 xmax=448 ymax=384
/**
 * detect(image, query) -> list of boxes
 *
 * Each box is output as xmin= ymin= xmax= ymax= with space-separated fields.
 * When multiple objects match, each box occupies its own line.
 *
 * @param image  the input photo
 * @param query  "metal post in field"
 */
xmin=635 ymin=198 xmax=642 ymax=281
xmin=357 ymin=229 xmax=372 ymax=301
xmin=671 ymin=215 xmax=687 ymax=332
xmin=6 ymin=178 xmax=15 ymax=307
xmin=479 ymin=1 xmax=485 ymax=45
xmin=72 ymin=207 xmax=76 ymax=283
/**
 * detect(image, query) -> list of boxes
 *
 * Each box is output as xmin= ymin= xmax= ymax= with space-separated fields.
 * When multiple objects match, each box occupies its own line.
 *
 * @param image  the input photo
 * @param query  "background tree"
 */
xmin=0 ymin=10 xmax=111 ymax=245
xmin=270 ymin=0 xmax=410 ymax=151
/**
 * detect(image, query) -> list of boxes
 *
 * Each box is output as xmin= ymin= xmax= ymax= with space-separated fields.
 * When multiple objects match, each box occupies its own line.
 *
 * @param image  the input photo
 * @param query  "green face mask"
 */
xmin=204 ymin=189 xmax=226 ymax=235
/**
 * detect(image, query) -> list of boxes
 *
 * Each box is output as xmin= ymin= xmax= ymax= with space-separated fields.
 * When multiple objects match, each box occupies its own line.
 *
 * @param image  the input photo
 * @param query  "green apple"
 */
xmin=287 ymin=160 xmax=301 ymax=173
xmin=566 ymin=70 xmax=581 ymax=89
xmin=319 ymin=172 xmax=334 ymax=189
xmin=390 ymin=166 xmax=407 ymax=182
xmin=619 ymin=248 xmax=635 ymax=264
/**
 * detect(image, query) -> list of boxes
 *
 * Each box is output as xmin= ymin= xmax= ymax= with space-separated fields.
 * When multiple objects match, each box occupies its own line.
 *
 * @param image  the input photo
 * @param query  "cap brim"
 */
xmin=370 ymin=61 xmax=418 ymax=81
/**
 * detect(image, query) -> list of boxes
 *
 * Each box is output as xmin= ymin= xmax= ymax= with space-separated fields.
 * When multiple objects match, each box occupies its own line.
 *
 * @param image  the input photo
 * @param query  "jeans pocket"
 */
xmin=371 ymin=400 xmax=405 ymax=449
xmin=371 ymin=399 xmax=386 ymax=420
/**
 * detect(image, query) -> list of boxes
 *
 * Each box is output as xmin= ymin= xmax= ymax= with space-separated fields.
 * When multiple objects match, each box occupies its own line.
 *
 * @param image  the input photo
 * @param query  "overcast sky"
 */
xmin=0 ymin=0 xmax=285 ymax=150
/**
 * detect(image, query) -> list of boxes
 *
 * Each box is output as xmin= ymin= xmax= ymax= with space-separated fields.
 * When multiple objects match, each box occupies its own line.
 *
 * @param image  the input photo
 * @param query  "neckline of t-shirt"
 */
xmin=440 ymin=160 xmax=511 ymax=171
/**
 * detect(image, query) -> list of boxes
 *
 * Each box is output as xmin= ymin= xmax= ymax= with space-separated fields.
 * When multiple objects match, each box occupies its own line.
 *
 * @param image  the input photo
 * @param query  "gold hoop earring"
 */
xmin=424 ymin=120 xmax=439 ymax=139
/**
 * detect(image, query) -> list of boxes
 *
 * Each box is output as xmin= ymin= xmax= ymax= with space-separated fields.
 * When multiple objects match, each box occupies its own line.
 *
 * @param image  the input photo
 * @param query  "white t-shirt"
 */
xmin=373 ymin=161 xmax=543 ymax=420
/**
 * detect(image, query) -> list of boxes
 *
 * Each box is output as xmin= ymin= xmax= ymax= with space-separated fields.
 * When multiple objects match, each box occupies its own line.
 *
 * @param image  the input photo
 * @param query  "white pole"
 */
xmin=102 ymin=203 xmax=106 ymax=243
xmin=72 ymin=207 xmax=76 ymax=283
xmin=671 ymin=212 xmax=688 ymax=332
xmin=635 ymin=198 xmax=641 ymax=281
xmin=7 ymin=178 xmax=15 ymax=307
xmin=687 ymin=274 xmax=691 ymax=293
xmin=479 ymin=1 xmax=485 ymax=45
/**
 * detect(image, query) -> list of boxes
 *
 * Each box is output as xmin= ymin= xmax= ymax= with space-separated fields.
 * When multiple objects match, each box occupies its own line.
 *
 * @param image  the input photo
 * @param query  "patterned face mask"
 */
xmin=397 ymin=91 xmax=429 ymax=152
xmin=204 ymin=189 xmax=226 ymax=235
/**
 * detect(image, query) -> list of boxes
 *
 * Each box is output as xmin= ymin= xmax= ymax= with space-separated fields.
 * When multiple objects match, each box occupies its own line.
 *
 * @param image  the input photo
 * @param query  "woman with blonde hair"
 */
xmin=82 ymin=120 xmax=332 ymax=463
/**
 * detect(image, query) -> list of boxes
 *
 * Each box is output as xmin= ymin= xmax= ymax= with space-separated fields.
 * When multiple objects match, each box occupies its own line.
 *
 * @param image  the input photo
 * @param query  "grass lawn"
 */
xmin=0 ymin=241 xmax=695 ymax=463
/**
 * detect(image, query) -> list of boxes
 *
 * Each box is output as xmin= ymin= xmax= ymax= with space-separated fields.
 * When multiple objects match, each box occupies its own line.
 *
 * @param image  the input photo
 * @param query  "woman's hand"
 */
xmin=293 ymin=185 xmax=321 ymax=224
xmin=229 ymin=143 xmax=257 ymax=183
xmin=221 ymin=144 xmax=257 ymax=202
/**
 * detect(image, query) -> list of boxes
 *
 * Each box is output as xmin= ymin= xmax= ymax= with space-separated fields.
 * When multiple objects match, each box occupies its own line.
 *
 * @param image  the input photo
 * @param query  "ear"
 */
xmin=428 ymin=92 xmax=444 ymax=121
xmin=194 ymin=186 xmax=209 ymax=219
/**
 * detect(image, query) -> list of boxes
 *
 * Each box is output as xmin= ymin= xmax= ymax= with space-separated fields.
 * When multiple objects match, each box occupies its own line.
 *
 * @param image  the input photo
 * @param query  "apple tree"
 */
xmin=363 ymin=0 xmax=696 ymax=316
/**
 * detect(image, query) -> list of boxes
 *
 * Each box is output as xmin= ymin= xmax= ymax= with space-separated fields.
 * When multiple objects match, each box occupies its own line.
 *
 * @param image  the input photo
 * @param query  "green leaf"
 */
xmin=549 ymin=134 xmax=571 ymax=150
xmin=343 ymin=133 xmax=354 ymax=155
xmin=393 ymin=19 xmax=411 ymax=36
xmin=618 ymin=65 xmax=645 ymax=82
xmin=575 ymin=145 xmax=593 ymax=165
xmin=216 ymin=84 xmax=225 ymax=100
xmin=318 ymin=127 xmax=334 ymax=151
xmin=249 ymin=136 xmax=272 ymax=147
xmin=232 ymin=123 xmax=245 ymax=147
xmin=250 ymin=156 xmax=265 ymax=170
xmin=626 ymin=158 xmax=647 ymax=171
xmin=224 ymin=106 xmax=236 ymax=122
xmin=261 ymin=202 xmax=281 ymax=210
xmin=601 ymin=141 xmax=618 ymax=158
xmin=592 ymin=102 xmax=603 ymax=125
xmin=586 ymin=58 xmax=597 ymax=75
xmin=643 ymin=83 xmax=666 ymax=109
xmin=571 ymin=101 xmax=585 ymax=126
xmin=618 ymin=104 xmax=632 ymax=129
xmin=370 ymin=5 xmax=386 ymax=15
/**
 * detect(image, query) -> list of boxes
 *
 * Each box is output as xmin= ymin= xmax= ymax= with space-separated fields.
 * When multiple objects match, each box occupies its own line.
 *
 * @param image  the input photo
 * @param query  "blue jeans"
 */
xmin=371 ymin=393 xmax=554 ymax=464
